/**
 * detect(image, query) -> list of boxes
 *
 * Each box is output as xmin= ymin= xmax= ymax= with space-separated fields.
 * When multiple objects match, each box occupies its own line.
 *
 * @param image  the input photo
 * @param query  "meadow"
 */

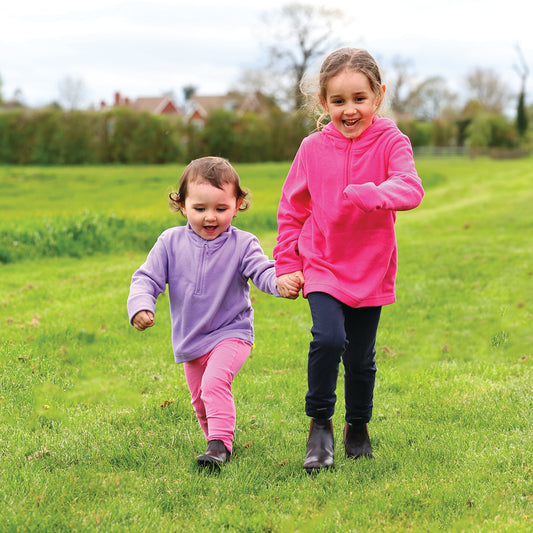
xmin=0 ymin=157 xmax=531 ymax=532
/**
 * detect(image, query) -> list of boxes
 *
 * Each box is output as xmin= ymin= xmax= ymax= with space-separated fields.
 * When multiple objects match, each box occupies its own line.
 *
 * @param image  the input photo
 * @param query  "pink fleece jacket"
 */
xmin=274 ymin=117 xmax=424 ymax=308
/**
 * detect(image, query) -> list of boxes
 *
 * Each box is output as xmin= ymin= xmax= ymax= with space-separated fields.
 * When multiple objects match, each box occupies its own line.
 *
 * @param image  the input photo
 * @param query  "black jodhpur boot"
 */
xmin=303 ymin=418 xmax=334 ymax=473
xmin=197 ymin=439 xmax=231 ymax=468
xmin=344 ymin=420 xmax=373 ymax=459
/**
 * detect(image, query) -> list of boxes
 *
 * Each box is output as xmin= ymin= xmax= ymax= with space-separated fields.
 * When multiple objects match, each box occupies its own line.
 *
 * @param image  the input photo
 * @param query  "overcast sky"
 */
xmin=1 ymin=0 xmax=531 ymax=109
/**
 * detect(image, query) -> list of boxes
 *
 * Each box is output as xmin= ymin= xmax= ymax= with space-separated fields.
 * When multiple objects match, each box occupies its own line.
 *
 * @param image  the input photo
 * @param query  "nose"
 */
xmin=204 ymin=210 xmax=216 ymax=221
xmin=344 ymin=103 xmax=357 ymax=116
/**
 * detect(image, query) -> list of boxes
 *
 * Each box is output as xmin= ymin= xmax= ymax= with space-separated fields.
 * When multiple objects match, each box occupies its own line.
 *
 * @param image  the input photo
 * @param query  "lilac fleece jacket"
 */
xmin=274 ymin=117 xmax=424 ymax=308
xmin=127 ymin=223 xmax=280 ymax=363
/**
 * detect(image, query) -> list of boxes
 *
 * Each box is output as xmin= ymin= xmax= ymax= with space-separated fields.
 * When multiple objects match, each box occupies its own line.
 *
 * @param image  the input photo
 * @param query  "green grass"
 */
xmin=0 ymin=163 xmax=287 ymax=221
xmin=0 ymin=163 xmax=285 ymax=262
xmin=0 ymin=158 xmax=532 ymax=532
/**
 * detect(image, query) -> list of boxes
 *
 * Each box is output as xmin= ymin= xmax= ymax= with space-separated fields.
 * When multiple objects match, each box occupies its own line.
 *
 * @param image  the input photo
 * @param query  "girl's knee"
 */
xmin=201 ymin=374 xmax=232 ymax=399
xmin=311 ymin=329 xmax=345 ymax=354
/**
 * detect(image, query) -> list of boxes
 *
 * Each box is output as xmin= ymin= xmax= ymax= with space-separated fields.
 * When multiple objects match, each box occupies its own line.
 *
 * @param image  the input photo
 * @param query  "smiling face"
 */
xmin=180 ymin=180 xmax=241 ymax=240
xmin=320 ymin=69 xmax=385 ymax=139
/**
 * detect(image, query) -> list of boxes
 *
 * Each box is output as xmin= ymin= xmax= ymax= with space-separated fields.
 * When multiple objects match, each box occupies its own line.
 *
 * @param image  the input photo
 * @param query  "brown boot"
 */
xmin=303 ymin=418 xmax=334 ymax=473
xmin=197 ymin=439 xmax=231 ymax=468
xmin=344 ymin=421 xmax=373 ymax=459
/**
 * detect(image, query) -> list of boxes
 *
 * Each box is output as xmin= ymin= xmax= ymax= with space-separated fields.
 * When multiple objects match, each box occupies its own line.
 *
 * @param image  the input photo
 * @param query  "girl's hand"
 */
xmin=132 ymin=310 xmax=155 ymax=331
xmin=277 ymin=271 xmax=304 ymax=299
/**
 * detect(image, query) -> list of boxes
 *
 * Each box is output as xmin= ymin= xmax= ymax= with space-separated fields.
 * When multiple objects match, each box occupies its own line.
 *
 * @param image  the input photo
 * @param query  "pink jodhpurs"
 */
xmin=183 ymin=338 xmax=252 ymax=453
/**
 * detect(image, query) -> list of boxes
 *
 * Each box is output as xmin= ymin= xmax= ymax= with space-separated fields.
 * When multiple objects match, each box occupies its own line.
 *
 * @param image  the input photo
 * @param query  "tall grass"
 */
xmin=0 ymin=157 xmax=531 ymax=531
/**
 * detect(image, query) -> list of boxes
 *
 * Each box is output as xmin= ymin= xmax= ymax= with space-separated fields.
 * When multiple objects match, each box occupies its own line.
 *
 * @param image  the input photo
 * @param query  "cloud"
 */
xmin=1 ymin=0 xmax=531 ymax=107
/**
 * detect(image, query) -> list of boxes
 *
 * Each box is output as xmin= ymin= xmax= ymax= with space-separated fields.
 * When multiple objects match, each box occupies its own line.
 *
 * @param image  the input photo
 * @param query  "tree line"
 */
xmin=0 ymin=101 xmax=532 ymax=165
xmin=1 ymin=3 xmax=531 ymax=163
xmin=0 ymin=107 xmax=313 ymax=165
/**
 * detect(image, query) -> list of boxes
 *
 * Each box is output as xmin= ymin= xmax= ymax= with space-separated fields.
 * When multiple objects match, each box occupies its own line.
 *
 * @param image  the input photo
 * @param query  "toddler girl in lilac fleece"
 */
xmin=127 ymin=156 xmax=300 ymax=468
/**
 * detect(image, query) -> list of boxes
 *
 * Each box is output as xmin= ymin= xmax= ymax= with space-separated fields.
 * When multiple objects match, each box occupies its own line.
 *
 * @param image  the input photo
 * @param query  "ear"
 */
xmin=319 ymin=93 xmax=329 ymax=113
xmin=233 ymin=198 xmax=243 ymax=216
xmin=379 ymin=84 xmax=386 ymax=106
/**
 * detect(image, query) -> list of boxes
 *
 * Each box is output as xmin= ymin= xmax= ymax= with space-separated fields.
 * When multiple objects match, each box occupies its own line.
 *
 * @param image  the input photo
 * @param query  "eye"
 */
xmin=217 ymin=207 xmax=228 ymax=212
xmin=194 ymin=207 xmax=205 ymax=212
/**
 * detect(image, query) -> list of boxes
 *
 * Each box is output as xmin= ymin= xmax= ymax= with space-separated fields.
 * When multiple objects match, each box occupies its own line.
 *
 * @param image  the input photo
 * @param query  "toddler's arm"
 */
xmin=132 ymin=310 xmax=155 ymax=331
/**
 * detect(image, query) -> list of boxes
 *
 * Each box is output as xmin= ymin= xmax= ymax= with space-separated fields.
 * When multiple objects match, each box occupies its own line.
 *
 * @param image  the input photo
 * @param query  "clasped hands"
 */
xmin=276 ymin=270 xmax=305 ymax=300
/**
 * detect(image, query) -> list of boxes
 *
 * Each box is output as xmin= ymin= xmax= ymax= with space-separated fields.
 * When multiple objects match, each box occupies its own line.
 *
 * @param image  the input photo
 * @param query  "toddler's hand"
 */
xmin=132 ymin=310 xmax=154 ymax=331
xmin=277 ymin=271 xmax=304 ymax=299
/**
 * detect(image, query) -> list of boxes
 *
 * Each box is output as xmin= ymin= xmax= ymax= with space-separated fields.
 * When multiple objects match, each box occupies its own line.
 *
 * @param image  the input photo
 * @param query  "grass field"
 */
xmin=0 ymin=157 xmax=532 ymax=532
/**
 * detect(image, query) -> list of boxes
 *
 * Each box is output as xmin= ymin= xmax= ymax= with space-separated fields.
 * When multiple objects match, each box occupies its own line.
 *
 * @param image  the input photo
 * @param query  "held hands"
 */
xmin=132 ymin=310 xmax=155 ymax=331
xmin=277 ymin=271 xmax=304 ymax=300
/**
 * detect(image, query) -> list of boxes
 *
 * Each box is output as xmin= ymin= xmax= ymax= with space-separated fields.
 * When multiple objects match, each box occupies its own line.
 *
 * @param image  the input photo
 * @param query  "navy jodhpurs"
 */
xmin=305 ymin=292 xmax=382 ymax=424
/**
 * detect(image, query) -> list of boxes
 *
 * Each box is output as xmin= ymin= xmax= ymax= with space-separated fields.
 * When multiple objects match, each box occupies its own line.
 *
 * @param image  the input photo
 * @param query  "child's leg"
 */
xmin=306 ymin=292 xmax=347 ymax=420
xmin=302 ymin=293 xmax=346 ymax=471
xmin=200 ymin=339 xmax=251 ymax=453
xmin=342 ymin=306 xmax=382 ymax=423
xmin=183 ymin=353 xmax=210 ymax=439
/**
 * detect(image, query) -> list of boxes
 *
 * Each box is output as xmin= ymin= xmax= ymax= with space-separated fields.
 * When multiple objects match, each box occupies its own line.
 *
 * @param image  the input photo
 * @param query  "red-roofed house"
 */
xmin=185 ymin=92 xmax=270 ymax=127
xmin=100 ymin=92 xmax=181 ymax=115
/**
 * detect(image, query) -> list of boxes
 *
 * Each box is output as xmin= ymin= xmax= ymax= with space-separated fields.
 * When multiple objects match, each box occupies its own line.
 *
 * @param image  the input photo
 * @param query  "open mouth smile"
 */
xmin=343 ymin=119 xmax=360 ymax=127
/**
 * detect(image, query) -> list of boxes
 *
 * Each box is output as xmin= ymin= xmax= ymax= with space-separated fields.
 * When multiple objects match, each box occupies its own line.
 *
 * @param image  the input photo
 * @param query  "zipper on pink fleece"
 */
xmin=345 ymin=138 xmax=355 ymax=188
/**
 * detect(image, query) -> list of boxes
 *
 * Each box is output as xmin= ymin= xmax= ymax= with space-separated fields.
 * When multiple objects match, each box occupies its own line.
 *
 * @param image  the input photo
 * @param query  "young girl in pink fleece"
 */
xmin=275 ymin=47 xmax=424 ymax=472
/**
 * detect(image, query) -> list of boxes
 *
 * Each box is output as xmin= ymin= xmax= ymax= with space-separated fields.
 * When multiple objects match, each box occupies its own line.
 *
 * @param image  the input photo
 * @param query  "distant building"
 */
xmin=100 ymin=92 xmax=181 ymax=115
xmin=99 ymin=90 xmax=272 ymax=125
xmin=185 ymin=91 xmax=271 ymax=127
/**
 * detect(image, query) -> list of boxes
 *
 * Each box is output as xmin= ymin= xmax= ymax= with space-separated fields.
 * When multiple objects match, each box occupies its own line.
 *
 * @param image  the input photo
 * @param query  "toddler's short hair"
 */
xmin=169 ymin=156 xmax=250 ymax=213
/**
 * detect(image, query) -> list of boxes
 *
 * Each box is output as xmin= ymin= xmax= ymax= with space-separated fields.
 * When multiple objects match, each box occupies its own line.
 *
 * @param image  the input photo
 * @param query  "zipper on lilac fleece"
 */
xmin=195 ymin=242 xmax=208 ymax=295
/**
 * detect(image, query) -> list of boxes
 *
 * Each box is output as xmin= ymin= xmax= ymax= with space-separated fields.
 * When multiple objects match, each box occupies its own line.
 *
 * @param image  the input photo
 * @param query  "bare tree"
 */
xmin=385 ymin=56 xmax=416 ymax=116
xmin=58 ymin=76 xmax=88 ymax=110
xmin=406 ymin=76 xmax=457 ymax=121
xmin=12 ymin=88 xmax=25 ymax=107
xmin=233 ymin=69 xmax=276 ymax=99
xmin=465 ymin=68 xmax=508 ymax=114
xmin=384 ymin=57 xmax=456 ymax=120
xmin=261 ymin=2 xmax=345 ymax=110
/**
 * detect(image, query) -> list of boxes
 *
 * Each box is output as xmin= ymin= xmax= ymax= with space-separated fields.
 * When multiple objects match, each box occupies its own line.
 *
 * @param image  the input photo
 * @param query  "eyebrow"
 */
xmin=329 ymin=90 xmax=368 ymax=98
xmin=190 ymin=201 xmax=231 ymax=207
